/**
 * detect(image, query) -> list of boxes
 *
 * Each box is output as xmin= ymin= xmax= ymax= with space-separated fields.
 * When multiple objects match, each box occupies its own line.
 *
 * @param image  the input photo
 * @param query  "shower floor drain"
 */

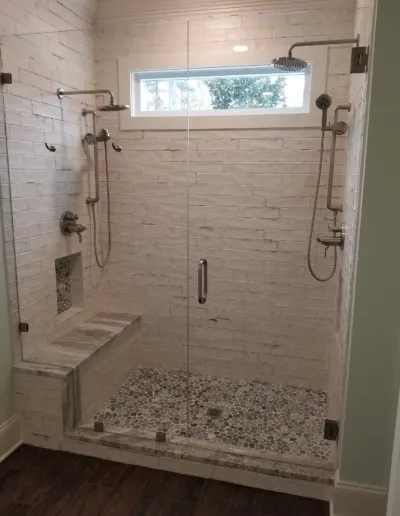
xmin=206 ymin=407 xmax=223 ymax=419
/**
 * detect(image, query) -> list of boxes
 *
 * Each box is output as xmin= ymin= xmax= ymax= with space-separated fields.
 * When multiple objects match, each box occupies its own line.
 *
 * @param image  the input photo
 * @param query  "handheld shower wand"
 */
xmin=307 ymin=94 xmax=348 ymax=282
xmin=315 ymin=93 xmax=332 ymax=129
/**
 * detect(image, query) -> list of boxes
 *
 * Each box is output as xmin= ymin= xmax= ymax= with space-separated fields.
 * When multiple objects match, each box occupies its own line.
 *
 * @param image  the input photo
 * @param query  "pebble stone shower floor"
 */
xmin=93 ymin=368 xmax=333 ymax=463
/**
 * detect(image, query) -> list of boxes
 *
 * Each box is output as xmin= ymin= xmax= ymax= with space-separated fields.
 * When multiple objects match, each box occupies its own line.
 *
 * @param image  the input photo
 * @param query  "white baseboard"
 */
xmin=333 ymin=480 xmax=387 ymax=516
xmin=0 ymin=414 xmax=21 ymax=463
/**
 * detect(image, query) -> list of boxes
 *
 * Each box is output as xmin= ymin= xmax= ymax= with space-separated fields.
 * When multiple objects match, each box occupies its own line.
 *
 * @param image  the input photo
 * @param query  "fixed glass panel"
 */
xmin=0 ymin=29 xmax=99 ymax=364
xmin=1 ymin=24 xmax=191 ymax=439
xmin=0 ymin=51 xmax=22 ymax=366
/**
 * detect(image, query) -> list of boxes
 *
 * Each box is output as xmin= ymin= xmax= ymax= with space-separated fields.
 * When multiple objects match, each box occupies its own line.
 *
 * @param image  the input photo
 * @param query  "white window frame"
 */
xmin=117 ymin=43 xmax=328 ymax=131
xmin=132 ymin=65 xmax=311 ymax=118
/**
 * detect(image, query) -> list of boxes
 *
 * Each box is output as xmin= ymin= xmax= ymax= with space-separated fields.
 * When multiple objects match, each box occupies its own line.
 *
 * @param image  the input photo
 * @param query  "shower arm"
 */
xmin=57 ymin=88 xmax=116 ymax=106
xmin=82 ymin=109 xmax=100 ymax=204
xmin=327 ymin=105 xmax=351 ymax=214
xmin=288 ymin=36 xmax=359 ymax=58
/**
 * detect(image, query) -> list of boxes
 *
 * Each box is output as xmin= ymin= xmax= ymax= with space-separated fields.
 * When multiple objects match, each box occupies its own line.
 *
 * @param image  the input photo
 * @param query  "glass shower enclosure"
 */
xmin=0 ymin=14 xmax=336 ymax=473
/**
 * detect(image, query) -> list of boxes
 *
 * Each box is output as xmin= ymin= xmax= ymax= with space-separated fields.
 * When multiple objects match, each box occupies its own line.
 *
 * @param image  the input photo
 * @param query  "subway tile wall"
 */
xmin=95 ymin=5 xmax=355 ymax=390
xmin=0 ymin=0 xmax=360 ymax=396
xmin=0 ymin=0 xmax=102 ymax=361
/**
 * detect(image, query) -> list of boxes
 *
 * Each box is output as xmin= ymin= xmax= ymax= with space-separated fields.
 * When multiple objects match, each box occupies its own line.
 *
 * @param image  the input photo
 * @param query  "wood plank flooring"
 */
xmin=0 ymin=445 xmax=329 ymax=515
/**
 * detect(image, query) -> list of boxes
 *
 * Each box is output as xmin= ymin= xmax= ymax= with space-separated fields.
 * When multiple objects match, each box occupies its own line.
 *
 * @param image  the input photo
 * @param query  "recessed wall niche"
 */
xmin=55 ymin=253 xmax=83 ymax=315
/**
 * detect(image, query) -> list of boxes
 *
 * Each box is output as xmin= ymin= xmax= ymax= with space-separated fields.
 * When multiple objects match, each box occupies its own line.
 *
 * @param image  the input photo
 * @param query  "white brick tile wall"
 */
xmin=0 ymin=0 xmax=100 ymax=360
xmin=0 ymin=1 xmax=357 ymax=397
xmin=14 ymin=368 xmax=68 ymax=449
xmin=94 ymin=6 xmax=354 ymax=391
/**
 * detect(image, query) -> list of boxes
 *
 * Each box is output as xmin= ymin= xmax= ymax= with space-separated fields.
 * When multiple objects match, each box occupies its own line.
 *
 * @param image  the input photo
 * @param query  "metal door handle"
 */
xmin=198 ymin=258 xmax=208 ymax=304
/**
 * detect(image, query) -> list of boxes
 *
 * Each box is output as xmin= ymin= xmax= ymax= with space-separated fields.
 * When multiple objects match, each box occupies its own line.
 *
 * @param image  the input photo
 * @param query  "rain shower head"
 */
xmin=272 ymin=55 xmax=308 ymax=72
xmin=57 ymin=88 xmax=129 ymax=112
xmin=272 ymin=36 xmax=368 ymax=75
xmin=98 ymin=103 xmax=129 ymax=112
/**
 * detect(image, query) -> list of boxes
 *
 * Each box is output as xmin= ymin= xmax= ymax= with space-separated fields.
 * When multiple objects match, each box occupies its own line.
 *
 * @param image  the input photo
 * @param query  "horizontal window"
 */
xmin=131 ymin=65 xmax=311 ymax=118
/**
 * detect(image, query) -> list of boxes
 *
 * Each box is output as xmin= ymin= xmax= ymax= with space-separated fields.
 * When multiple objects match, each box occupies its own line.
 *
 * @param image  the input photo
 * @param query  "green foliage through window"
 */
xmin=205 ymin=76 xmax=287 ymax=110
xmin=138 ymin=67 xmax=304 ymax=113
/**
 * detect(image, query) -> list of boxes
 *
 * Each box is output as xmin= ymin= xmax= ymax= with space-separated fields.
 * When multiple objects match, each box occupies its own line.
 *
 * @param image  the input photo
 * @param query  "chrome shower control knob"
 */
xmin=60 ymin=211 xmax=87 ymax=243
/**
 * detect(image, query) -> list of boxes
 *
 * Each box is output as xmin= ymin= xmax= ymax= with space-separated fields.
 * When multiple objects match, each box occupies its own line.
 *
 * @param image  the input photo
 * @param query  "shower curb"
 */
xmin=63 ymin=426 xmax=334 ymax=501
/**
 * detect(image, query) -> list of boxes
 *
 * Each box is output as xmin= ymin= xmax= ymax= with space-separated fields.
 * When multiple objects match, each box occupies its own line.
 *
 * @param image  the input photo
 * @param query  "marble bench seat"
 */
xmin=23 ymin=312 xmax=140 ymax=368
xmin=14 ymin=312 xmax=146 ymax=448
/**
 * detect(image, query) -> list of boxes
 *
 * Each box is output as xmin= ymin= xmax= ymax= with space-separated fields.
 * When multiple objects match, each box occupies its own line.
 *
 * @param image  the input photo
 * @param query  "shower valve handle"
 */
xmin=317 ymin=235 xmax=344 ymax=250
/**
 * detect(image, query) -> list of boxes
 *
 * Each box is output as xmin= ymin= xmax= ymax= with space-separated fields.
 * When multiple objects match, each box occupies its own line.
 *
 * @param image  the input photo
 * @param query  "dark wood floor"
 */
xmin=0 ymin=445 xmax=329 ymax=515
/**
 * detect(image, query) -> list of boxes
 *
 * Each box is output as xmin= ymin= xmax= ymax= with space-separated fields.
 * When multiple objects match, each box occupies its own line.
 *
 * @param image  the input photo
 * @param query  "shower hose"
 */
xmin=91 ymin=141 xmax=111 ymax=269
xmin=307 ymin=129 xmax=338 ymax=282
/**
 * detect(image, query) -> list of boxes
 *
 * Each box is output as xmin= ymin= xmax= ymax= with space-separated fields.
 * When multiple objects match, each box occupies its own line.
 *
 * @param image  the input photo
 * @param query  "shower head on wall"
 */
xmin=98 ymin=103 xmax=129 ymax=112
xmin=272 ymin=56 xmax=308 ymax=72
xmin=57 ymin=88 xmax=129 ymax=112
xmin=273 ymin=36 xmax=368 ymax=74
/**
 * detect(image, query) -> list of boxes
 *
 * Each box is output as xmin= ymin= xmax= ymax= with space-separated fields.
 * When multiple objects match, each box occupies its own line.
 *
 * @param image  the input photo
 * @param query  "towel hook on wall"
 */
xmin=45 ymin=143 xmax=56 ymax=152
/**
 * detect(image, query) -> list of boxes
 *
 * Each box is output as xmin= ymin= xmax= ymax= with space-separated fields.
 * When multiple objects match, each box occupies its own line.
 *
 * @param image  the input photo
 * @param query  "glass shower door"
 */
xmin=186 ymin=15 xmax=334 ymax=464
xmin=0 ymin=23 xmax=192 ymax=442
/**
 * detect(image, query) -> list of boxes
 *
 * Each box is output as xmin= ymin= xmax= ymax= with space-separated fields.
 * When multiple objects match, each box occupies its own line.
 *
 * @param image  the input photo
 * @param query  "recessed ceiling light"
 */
xmin=233 ymin=45 xmax=248 ymax=53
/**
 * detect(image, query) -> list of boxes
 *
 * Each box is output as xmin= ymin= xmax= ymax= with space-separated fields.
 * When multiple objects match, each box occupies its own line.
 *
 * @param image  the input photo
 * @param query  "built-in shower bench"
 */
xmin=23 ymin=312 xmax=140 ymax=368
xmin=13 ymin=312 xmax=145 ymax=449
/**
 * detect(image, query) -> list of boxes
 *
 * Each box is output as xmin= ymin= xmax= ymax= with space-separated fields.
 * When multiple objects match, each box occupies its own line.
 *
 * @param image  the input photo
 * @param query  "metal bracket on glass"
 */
xmin=198 ymin=258 xmax=208 ymax=304
xmin=19 ymin=322 xmax=29 ymax=333
xmin=0 ymin=73 xmax=12 ymax=85
xmin=350 ymin=46 xmax=369 ymax=73
xmin=324 ymin=419 xmax=339 ymax=441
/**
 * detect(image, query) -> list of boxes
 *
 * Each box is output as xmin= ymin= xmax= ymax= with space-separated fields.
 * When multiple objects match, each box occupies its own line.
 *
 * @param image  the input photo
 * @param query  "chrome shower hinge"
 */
xmin=350 ymin=46 xmax=369 ymax=73
xmin=19 ymin=322 xmax=29 ymax=333
xmin=94 ymin=421 xmax=104 ymax=432
xmin=156 ymin=431 xmax=167 ymax=443
xmin=0 ymin=72 xmax=12 ymax=85
xmin=324 ymin=419 xmax=339 ymax=441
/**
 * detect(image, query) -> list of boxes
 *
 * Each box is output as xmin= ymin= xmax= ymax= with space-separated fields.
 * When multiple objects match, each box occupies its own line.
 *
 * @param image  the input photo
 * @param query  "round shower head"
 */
xmin=315 ymin=93 xmax=332 ymax=111
xmin=272 ymin=56 xmax=308 ymax=72
xmin=99 ymin=103 xmax=129 ymax=112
